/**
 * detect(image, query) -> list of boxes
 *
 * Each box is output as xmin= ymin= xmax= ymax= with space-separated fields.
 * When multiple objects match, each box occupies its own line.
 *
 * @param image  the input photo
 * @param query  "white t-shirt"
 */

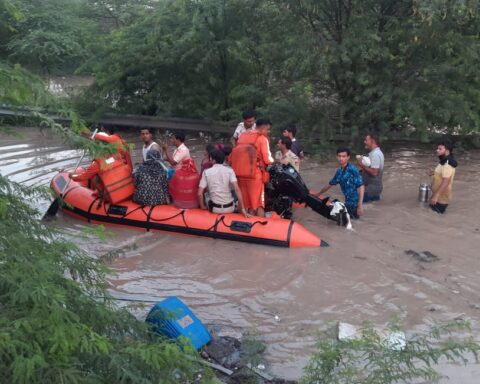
xmin=233 ymin=122 xmax=256 ymax=139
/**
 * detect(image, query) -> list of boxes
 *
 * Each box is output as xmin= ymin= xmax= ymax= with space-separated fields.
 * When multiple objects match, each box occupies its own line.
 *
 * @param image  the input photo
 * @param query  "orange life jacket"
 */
xmin=94 ymin=132 xmax=133 ymax=172
xmin=98 ymin=155 xmax=135 ymax=204
xmin=230 ymin=130 xmax=262 ymax=179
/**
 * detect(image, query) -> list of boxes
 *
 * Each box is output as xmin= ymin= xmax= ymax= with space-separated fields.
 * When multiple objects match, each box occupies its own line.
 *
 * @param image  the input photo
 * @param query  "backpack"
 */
xmin=230 ymin=130 xmax=261 ymax=179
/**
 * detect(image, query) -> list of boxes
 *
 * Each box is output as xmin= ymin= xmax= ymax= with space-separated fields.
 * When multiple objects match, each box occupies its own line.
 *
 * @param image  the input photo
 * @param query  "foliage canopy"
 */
xmin=2 ymin=0 xmax=480 ymax=142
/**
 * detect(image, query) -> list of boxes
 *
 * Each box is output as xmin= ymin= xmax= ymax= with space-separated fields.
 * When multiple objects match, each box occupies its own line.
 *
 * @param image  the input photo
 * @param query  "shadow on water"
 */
xmin=1 ymin=127 xmax=480 ymax=381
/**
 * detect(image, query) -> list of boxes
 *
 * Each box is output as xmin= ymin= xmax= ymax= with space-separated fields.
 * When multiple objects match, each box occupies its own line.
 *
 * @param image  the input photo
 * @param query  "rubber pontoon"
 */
xmin=50 ymin=171 xmax=327 ymax=248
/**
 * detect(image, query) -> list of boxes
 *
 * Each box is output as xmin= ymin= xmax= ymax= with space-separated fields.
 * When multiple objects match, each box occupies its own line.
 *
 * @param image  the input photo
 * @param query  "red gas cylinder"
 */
xmin=169 ymin=158 xmax=200 ymax=209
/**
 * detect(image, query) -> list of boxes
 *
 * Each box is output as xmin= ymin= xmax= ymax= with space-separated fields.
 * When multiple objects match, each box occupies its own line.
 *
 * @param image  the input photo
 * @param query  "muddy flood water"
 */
xmin=1 ymin=127 xmax=480 ymax=382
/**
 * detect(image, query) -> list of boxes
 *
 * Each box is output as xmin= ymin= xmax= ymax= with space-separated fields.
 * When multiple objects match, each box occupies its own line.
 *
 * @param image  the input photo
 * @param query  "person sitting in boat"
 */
xmin=200 ymin=143 xmax=216 ymax=175
xmin=201 ymin=143 xmax=225 ymax=175
xmin=198 ymin=149 xmax=249 ymax=217
xmin=70 ymin=135 xmax=135 ymax=204
xmin=132 ymin=149 xmax=170 ymax=206
xmin=222 ymin=145 xmax=232 ymax=164
xmin=81 ymin=125 xmax=133 ymax=172
xmin=168 ymin=157 xmax=200 ymax=209
xmin=162 ymin=132 xmax=190 ymax=171
xmin=140 ymin=127 xmax=162 ymax=162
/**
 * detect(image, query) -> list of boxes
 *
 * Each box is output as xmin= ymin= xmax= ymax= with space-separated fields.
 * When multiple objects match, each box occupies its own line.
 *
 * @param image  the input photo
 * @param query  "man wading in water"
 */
xmin=428 ymin=142 xmax=457 ymax=214
xmin=357 ymin=133 xmax=384 ymax=202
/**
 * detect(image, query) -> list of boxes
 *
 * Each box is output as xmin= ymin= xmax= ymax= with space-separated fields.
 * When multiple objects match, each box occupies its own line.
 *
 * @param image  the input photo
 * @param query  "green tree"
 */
xmin=80 ymin=0 xmax=288 ymax=120
xmin=278 ymin=0 xmax=480 ymax=141
xmin=5 ymin=0 xmax=95 ymax=75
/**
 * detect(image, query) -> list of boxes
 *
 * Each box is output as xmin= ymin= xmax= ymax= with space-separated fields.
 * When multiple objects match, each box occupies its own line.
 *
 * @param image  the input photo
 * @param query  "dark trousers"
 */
xmin=430 ymin=203 xmax=448 ymax=214
xmin=363 ymin=192 xmax=380 ymax=203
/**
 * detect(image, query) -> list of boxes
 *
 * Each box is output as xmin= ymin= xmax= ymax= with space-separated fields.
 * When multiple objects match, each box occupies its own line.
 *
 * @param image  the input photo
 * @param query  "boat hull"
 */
xmin=51 ymin=172 xmax=325 ymax=248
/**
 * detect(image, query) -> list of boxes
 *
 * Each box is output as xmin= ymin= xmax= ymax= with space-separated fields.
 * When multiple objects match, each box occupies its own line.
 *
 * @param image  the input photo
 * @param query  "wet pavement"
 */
xmin=1 ymin=127 xmax=479 ymax=382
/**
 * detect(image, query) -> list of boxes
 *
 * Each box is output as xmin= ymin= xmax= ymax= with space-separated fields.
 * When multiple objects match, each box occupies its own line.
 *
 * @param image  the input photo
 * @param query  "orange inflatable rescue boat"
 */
xmin=50 ymin=171 xmax=326 ymax=248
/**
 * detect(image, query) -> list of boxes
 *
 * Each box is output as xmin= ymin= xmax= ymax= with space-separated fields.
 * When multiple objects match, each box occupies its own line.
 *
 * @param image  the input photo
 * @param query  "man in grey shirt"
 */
xmin=357 ymin=133 xmax=384 ymax=202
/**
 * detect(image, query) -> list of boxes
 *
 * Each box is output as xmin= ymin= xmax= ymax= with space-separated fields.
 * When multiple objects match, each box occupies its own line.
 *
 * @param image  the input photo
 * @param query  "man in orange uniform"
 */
xmin=234 ymin=118 xmax=274 ymax=217
xmin=70 ymin=134 xmax=133 ymax=202
xmin=94 ymin=130 xmax=133 ymax=172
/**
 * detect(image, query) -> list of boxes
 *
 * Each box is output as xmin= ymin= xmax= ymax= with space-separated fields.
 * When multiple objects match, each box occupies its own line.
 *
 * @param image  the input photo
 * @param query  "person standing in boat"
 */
xmin=232 ymin=110 xmax=256 ymax=145
xmin=140 ymin=127 xmax=162 ymax=162
xmin=162 ymin=132 xmax=190 ymax=171
xmin=198 ymin=149 xmax=250 ymax=217
xmin=231 ymin=118 xmax=274 ymax=217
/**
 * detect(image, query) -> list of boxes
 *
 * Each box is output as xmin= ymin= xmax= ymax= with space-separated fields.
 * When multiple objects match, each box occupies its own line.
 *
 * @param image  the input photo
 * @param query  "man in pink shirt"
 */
xmin=162 ymin=132 xmax=191 ymax=170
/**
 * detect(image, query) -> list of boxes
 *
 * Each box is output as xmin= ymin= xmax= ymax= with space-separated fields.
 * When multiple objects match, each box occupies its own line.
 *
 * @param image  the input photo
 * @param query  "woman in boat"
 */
xmin=132 ymin=149 xmax=170 ymax=206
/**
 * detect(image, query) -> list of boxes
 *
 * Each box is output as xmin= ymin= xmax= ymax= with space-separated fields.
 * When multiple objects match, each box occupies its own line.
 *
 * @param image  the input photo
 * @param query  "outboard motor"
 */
xmin=266 ymin=164 xmax=349 ymax=226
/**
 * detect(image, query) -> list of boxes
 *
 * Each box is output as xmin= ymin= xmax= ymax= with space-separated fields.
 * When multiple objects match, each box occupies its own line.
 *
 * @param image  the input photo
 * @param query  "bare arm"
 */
xmin=357 ymin=185 xmax=365 ymax=216
xmin=197 ymin=187 xmax=207 ymax=210
xmin=161 ymin=144 xmax=177 ymax=167
xmin=431 ymin=177 xmax=451 ymax=205
xmin=318 ymin=184 xmax=332 ymax=195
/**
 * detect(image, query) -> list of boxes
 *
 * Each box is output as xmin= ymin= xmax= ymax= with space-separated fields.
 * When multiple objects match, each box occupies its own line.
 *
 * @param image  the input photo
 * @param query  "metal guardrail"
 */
xmin=0 ymin=106 xmax=233 ymax=135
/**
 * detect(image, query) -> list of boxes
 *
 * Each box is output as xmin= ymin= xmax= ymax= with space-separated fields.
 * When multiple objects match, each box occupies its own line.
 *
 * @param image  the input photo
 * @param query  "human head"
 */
xmin=437 ymin=141 xmax=453 ymax=157
xmin=282 ymin=123 xmax=297 ymax=139
xmin=171 ymin=132 xmax=185 ymax=147
xmin=210 ymin=149 xmax=226 ymax=165
xmin=140 ymin=127 xmax=154 ymax=145
xmin=277 ymin=136 xmax=292 ymax=151
xmin=336 ymin=147 xmax=351 ymax=167
xmin=364 ymin=133 xmax=380 ymax=151
xmin=146 ymin=148 xmax=162 ymax=162
xmin=205 ymin=143 xmax=216 ymax=157
xmin=242 ymin=110 xmax=257 ymax=130
xmin=222 ymin=145 xmax=232 ymax=157
xmin=256 ymin=118 xmax=272 ymax=136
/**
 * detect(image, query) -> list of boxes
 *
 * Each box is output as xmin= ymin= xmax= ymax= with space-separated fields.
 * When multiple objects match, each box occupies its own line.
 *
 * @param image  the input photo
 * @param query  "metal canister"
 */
xmin=418 ymin=183 xmax=430 ymax=202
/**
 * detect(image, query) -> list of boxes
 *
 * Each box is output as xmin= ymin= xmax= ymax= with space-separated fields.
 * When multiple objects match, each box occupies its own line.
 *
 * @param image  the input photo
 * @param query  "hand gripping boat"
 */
xmin=50 ymin=171 xmax=326 ymax=248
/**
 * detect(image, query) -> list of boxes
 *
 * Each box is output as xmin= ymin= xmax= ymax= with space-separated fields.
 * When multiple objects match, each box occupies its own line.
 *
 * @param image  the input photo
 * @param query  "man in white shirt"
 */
xmin=198 ymin=149 xmax=249 ymax=217
xmin=232 ymin=110 xmax=256 ymax=145
xmin=162 ymin=132 xmax=190 ymax=170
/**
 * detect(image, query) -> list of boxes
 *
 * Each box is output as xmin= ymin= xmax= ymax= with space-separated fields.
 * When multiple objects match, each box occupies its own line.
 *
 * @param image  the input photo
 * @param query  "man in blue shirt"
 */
xmin=318 ymin=147 xmax=365 ymax=218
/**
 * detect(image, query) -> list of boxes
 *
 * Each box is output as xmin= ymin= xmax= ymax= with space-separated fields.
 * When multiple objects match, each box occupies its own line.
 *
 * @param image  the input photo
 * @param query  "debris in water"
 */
xmin=405 ymin=249 xmax=439 ymax=263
